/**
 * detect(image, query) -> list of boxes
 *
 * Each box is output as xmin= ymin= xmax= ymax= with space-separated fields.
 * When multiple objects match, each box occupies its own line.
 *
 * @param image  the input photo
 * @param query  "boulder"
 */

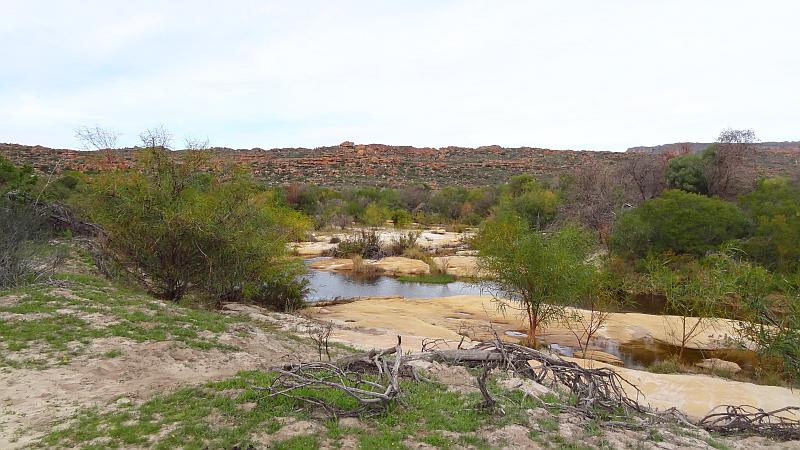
xmin=694 ymin=358 xmax=742 ymax=374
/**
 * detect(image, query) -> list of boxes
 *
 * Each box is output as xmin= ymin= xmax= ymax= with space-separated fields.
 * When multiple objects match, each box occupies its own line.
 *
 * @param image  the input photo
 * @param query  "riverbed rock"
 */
xmin=573 ymin=350 xmax=624 ymax=366
xmin=370 ymin=257 xmax=430 ymax=275
xmin=309 ymin=258 xmax=355 ymax=271
xmin=694 ymin=358 xmax=742 ymax=374
xmin=499 ymin=377 xmax=552 ymax=397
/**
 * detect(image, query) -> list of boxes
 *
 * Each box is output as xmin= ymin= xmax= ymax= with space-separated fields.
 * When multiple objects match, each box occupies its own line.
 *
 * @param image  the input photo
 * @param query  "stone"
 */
xmin=499 ymin=377 xmax=552 ymax=397
xmin=694 ymin=358 xmax=742 ymax=374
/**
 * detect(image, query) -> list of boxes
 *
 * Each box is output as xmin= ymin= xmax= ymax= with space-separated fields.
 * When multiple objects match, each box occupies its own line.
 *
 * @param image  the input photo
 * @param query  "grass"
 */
xmin=647 ymin=356 xmax=682 ymax=374
xmin=397 ymin=273 xmax=457 ymax=284
xmin=39 ymin=369 xmax=565 ymax=449
xmin=0 ymin=269 xmax=239 ymax=369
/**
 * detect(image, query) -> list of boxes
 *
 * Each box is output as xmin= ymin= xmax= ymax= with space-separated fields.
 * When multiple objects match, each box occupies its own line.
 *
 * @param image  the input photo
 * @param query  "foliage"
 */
xmin=723 ymin=255 xmax=800 ymax=380
xmin=739 ymin=177 xmax=800 ymax=273
xmin=251 ymin=268 xmax=310 ymax=312
xmin=475 ymin=213 xmax=595 ymax=341
xmin=332 ymin=229 xmax=384 ymax=259
xmin=610 ymin=190 xmax=750 ymax=257
xmin=0 ymin=155 xmax=36 ymax=196
xmin=665 ymin=153 xmax=709 ymax=195
xmin=79 ymin=146 xmax=310 ymax=301
xmin=0 ymin=203 xmax=63 ymax=288
xmin=638 ymin=254 xmax=728 ymax=359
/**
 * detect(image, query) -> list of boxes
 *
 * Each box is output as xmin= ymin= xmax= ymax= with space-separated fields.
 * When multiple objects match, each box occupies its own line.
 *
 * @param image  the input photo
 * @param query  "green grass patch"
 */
xmin=397 ymin=273 xmax=457 ymax=284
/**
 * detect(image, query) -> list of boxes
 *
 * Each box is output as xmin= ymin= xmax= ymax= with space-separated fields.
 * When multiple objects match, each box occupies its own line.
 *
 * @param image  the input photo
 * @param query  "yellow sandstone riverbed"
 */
xmin=305 ymin=295 xmax=798 ymax=419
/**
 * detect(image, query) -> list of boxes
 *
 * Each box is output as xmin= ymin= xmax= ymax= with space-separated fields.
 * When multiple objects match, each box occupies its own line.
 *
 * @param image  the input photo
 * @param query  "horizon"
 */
xmin=2 ymin=1 xmax=799 ymax=151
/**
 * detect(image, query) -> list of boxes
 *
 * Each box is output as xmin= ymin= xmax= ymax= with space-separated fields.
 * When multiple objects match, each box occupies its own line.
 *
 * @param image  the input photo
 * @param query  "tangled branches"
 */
xmin=261 ymin=339 xmax=403 ymax=417
xmin=699 ymin=405 xmax=800 ymax=440
xmin=409 ymin=338 xmax=645 ymax=414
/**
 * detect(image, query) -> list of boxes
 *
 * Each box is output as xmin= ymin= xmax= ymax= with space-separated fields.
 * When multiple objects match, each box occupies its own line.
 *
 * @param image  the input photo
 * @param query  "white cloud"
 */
xmin=1 ymin=0 xmax=798 ymax=150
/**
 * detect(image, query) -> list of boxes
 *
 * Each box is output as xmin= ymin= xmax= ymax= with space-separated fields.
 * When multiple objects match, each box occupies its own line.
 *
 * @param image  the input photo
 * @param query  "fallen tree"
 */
xmin=258 ymin=336 xmax=800 ymax=441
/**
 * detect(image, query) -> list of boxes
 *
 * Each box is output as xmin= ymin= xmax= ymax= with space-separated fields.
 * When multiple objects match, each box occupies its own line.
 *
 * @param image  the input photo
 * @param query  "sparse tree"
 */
xmin=75 ymin=125 xmax=120 ymax=151
xmin=621 ymin=153 xmax=668 ymax=202
xmin=561 ymin=163 xmax=625 ymax=246
xmin=706 ymin=128 xmax=757 ymax=198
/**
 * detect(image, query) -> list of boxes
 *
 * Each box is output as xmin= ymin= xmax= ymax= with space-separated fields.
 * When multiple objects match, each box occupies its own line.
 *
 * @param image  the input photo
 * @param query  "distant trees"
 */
xmin=610 ymin=190 xmax=750 ymax=257
xmin=475 ymin=213 xmax=595 ymax=342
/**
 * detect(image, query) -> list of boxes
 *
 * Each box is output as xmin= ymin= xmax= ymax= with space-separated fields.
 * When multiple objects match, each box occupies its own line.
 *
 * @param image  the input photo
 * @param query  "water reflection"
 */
xmin=303 ymin=269 xmax=484 ymax=301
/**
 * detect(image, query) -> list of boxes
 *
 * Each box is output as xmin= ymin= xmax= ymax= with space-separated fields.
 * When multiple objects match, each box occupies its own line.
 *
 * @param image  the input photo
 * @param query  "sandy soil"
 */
xmin=0 ymin=310 xmax=314 ymax=449
xmin=305 ymin=295 xmax=800 ymax=419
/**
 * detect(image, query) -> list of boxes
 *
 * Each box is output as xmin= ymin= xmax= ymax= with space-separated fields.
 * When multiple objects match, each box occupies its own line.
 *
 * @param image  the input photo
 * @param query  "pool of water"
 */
xmin=303 ymin=268 xmax=484 ymax=301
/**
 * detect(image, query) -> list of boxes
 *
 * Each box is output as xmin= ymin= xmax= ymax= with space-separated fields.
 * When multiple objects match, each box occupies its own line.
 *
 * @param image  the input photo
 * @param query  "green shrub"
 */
xmin=250 ymin=269 xmax=309 ymax=312
xmin=611 ymin=190 xmax=750 ymax=257
xmin=739 ymin=177 xmax=800 ymax=272
xmin=665 ymin=153 xmax=709 ymax=194
xmin=0 ymin=202 xmax=63 ymax=287
xmin=79 ymin=147 xmax=310 ymax=302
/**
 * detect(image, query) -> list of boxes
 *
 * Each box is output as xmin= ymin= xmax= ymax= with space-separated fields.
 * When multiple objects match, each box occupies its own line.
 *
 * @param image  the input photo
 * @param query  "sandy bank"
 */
xmin=304 ymin=295 xmax=794 ymax=419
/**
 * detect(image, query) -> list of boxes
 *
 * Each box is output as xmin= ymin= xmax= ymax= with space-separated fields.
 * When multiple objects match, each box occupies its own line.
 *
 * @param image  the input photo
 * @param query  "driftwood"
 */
xmin=698 ymin=405 xmax=800 ymax=440
xmin=261 ymin=337 xmax=644 ymax=418
xmin=260 ymin=338 xmax=799 ymax=441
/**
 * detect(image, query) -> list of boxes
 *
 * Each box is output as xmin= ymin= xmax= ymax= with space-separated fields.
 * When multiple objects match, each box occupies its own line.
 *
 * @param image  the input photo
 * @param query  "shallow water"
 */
xmin=303 ymin=268 xmax=484 ymax=301
xmin=303 ymin=263 xmax=756 ymax=371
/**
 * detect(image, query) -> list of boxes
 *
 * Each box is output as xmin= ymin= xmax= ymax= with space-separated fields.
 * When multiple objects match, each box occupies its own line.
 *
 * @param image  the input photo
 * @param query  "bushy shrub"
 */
xmin=611 ymin=190 xmax=750 ymax=257
xmin=250 ymin=270 xmax=310 ymax=312
xmin=333 ymin=229 xmax=384 ymax=259
xmin=739 ymin=177 xmax=800 ymax=272
xmin=665 ymin=153 xmax=709 ymax=194
xmin=388 ymin=231 xmax=420 ymax=256
xmin=0 ymin=203 xmax=63 ymax=287
xmin=79 ymin=147 xmax=310 ymax=302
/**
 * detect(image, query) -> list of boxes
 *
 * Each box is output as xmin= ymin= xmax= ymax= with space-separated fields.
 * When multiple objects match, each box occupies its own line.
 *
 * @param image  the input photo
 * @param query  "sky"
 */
xmin=1 ymin=1 xmax=799 ymax=152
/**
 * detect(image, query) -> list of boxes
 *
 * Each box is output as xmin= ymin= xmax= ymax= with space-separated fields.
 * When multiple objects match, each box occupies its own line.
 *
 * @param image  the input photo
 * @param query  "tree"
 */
xmin=610 ymin=190 xmax=750 ymax=257
xmin=739 ymin=177 xmax=800 ymax=273
xmin=640 ymin=255 xmax=727 ymax=359
xmin=79 ymin=130 xmax=310 ymax=301
xmin=621 ymin=153 xmax=668 ymax=201
xmin=560 ymin=163 xmax=625 ymax=245
xmin=475 ymin=214 xmax=595 ymax=343
xmin=706 ymin=128 xmax=757 ymax=198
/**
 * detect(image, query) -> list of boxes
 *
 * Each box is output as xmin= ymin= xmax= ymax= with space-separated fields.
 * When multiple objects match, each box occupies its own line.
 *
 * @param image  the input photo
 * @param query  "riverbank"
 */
xmin=303 ymin=295 xmax=799 ymax=419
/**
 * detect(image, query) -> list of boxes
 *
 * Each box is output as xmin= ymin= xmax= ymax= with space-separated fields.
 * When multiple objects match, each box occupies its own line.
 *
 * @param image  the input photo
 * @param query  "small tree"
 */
xmin=621 ymin=153 xmax=668 ymax=201
xmin=640 ymin=255 xmax=727 ymax=359
xmin=707 ymin=128 xmax=757 ymax=198
xmin=475 ymin=213 xmax=595 ymax=344
xmin=560 ymin=265 xmax=625 ymax=360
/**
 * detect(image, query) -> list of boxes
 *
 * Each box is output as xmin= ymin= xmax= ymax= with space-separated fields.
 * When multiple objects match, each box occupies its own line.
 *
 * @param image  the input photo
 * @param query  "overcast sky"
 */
xmin=1 ymin=1 xmax=798 ymax=151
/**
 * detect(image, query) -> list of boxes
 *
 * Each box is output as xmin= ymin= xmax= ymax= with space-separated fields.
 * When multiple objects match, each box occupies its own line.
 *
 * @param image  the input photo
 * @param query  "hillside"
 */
xmin=2 ymin=141 xmax=798 ymax=188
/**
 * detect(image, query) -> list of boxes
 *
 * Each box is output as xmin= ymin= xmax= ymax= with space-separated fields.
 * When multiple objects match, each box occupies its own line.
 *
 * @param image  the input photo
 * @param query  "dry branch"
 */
xmin=698 ymin=405 xmax=800 ymax=440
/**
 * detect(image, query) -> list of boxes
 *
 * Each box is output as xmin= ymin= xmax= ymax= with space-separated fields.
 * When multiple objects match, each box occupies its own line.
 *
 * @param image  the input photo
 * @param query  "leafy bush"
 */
xmin=665 ymin=153 xmax=709 ymax=194
xmin=611 ymin=190 xmax=750 ymax=257
xmin=739 ymin=178 xmax=800 ymax=272
xmin=250 ymin=270 xmax=310 ymax=312
xmin=79 ymin=146 xmax=310 ymax=301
